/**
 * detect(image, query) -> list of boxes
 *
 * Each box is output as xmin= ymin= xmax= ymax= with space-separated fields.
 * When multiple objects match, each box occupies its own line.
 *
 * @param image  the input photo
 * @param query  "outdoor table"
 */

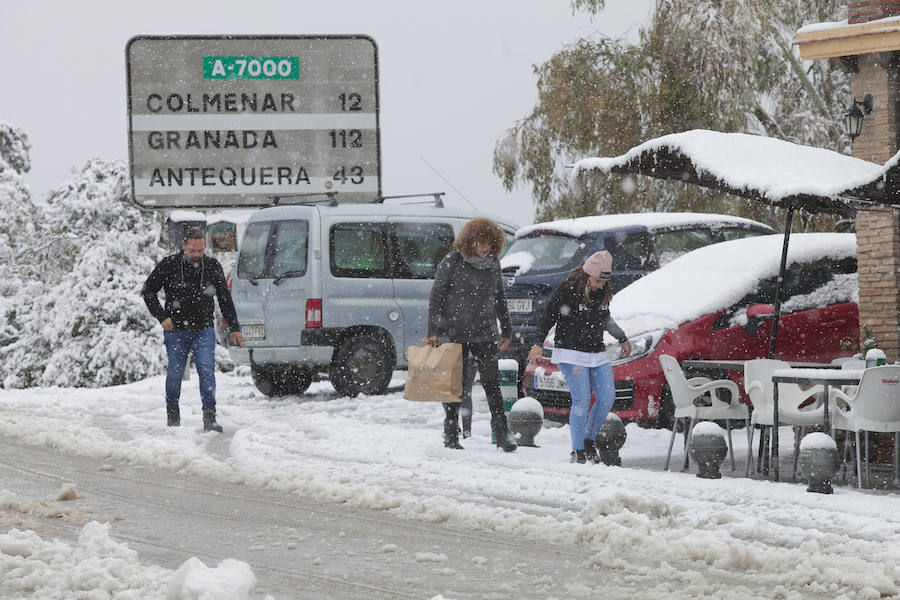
xmin=681 ymin=359 xmax=834 ymax=372
xmin=770 ymin=367 xmax=863 ymax=482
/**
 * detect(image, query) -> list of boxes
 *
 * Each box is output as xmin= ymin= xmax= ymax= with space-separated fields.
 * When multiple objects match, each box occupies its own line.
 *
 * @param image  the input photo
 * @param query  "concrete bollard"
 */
xmin=689 ymin=422 xmax=728 ymax=479
xmin=595 ymin=413 xmax=626 ymax=466
xmin=798 ymin=432 xmax=840 ymax=494
xmin=508 ymin=396 xmax=544 ymax=447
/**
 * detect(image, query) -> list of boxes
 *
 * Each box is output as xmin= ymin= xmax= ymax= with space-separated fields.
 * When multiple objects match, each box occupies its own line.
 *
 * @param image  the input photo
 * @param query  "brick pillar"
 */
xmin=852 ymin=52 xmax=900 ymax=361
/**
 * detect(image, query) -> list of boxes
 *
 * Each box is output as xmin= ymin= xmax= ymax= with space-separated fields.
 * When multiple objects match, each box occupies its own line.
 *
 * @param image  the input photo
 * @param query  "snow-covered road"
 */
xmin=2 ymin=369 xmax=900 ymax=599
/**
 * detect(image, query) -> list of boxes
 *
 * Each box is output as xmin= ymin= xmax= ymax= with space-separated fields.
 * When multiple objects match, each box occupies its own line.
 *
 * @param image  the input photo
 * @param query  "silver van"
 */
xmin=227 ymin=198 xmax=518 ymax=397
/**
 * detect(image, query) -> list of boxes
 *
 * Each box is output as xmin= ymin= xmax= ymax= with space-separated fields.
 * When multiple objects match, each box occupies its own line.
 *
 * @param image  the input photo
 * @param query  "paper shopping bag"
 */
xmin=404 ymin=343 xmax=463 ymax=403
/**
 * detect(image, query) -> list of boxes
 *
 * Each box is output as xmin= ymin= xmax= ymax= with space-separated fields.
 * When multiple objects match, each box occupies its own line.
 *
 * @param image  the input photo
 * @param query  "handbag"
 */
xmin=404 ymin=343 xmax=463 ymax=403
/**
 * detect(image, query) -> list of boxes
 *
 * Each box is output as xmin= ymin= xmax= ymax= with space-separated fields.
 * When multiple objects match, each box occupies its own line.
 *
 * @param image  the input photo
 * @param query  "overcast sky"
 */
xmin=2 ymin=0 xmax=651 ymax=226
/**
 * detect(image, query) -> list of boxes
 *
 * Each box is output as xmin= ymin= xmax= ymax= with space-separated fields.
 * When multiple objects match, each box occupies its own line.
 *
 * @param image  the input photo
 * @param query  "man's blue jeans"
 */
xmin=558 ymin=362 xmax=615 ymax=451
xmin=164 ymin=328 xmax=217 ymax=412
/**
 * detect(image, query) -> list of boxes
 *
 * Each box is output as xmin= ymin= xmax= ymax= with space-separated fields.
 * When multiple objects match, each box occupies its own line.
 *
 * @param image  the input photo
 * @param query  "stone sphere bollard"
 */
xmin=798 ymin=432 xmax=840 ymax=494
xmin=594 ymin=413 xmax=626 ymax=466
xmin=689 ymin=422 xmax=728 ymax=479
xmin=508 ymin=397 xmax=544 ymax=447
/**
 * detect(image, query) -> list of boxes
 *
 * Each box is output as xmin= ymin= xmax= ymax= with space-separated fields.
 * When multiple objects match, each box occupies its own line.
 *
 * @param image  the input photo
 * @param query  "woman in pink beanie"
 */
xmin=527 ymin=251 xmax=631 ymax=464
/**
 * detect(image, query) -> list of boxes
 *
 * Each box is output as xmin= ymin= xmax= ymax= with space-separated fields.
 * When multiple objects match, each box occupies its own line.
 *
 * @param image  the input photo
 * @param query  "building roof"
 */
xmin=794 ymin=16 xmax=900 ymax=59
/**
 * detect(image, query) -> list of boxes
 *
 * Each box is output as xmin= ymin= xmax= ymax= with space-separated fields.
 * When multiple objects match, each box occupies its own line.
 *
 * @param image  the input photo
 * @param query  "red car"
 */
xmin=524 ymin=233 xmax=859 ymax=428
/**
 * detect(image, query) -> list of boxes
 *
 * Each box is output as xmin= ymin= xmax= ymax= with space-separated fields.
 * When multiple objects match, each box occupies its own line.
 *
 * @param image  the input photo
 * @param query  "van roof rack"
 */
xmin=374 ymin=193 xmax=445 ymax=207
xmin=268 ymin=192 xmax=339 ymax=206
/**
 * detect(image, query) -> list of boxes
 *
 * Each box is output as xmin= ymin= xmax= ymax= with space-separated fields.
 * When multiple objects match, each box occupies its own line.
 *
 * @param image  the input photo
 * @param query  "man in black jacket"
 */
xmin=142 ymin=227 xmax=243 ymax=431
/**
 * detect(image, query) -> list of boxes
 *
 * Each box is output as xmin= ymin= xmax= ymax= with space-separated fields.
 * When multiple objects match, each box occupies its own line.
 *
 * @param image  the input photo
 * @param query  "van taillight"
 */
xmin=227 ymin=276 xmax=233 ymax=291
xmin=305 ymin=299 xmax=322 ymax=328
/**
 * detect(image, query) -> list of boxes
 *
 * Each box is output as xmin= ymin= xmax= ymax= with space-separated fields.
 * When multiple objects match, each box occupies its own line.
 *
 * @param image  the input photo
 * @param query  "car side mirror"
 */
xmin=747 ymin=304 xmax=775 ymax=320
xmin=744 ymin=303 xmax=775 ymax=334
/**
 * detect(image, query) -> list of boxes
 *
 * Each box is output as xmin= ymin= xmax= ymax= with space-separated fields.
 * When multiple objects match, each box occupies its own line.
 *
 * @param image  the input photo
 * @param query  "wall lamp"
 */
xmin=844 ymin=94 xmax=874 ymax=141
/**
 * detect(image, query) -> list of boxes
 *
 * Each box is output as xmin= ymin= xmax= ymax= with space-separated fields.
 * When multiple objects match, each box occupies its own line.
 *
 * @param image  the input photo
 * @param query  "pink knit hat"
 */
xmin=583 ymin=251 xmax=612 ymax=278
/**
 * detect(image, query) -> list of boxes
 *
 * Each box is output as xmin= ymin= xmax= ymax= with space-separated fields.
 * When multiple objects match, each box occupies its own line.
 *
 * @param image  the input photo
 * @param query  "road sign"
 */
xmin=126 ymin=35 xmax=381 ymax=208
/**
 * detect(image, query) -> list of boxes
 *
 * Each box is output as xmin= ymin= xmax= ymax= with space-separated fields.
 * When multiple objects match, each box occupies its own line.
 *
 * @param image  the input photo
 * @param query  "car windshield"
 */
xmin=500 ymin=234 xmax=589 ymax=275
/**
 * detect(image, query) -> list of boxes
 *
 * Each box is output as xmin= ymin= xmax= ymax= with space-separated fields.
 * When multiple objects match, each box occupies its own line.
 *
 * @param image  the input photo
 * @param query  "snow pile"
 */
xmin=799 ymin=432 xmax=838 ymax=451
xmin=514 ymin=211 xmax=769 ymax=239
xmin=691 ymin=421 xmax=725 ymax=438
xmin=0 ymin=520 xmax=257 ymax=600
xmin=509 ymin=396 xmax=543 ymax=415
xmin=168 ymin=556 xmax=256 ymax=600
xmin=0 ymin=521 xmax=170 ymax=598
xmin=572 ymin=129 xmax=887 ymax=201
xmin=498 ymin=250 xmax=535 ymax=275
xmin=609 ymin=232 xmax=856 ymax=337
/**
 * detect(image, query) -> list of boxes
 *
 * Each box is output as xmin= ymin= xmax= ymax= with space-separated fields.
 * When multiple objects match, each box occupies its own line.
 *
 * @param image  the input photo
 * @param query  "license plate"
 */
xmin=507 ymin=298 xmax=533 ymax=313
xmin=242 ymin=324 xmax=266 ymax=340
xmin=534 ymin=373 xmax=569 ymax=392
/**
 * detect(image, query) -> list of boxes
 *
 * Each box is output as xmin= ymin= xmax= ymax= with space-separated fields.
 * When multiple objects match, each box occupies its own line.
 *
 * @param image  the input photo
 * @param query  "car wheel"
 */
xmin=252 ymin=365 xmax=313 ymax=397
xmin=329 ymin=334 xmax=394 ymax=397
xmin=251 ymin=365 xmax=282 ymax=397
xmin=283 ymin=366 xmax=313 ymax=395
xmin=656 ymin=386 xmax=676 ymax=430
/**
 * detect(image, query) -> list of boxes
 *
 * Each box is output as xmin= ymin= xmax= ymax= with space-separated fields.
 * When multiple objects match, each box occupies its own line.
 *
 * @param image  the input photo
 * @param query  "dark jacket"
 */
xmin=535 ymin=280 xmax=627 ymax=353
xmin=427 ymin=251 xmax=512 ymax=343
xmin=142 ymin=252 xmax=240 ymax=332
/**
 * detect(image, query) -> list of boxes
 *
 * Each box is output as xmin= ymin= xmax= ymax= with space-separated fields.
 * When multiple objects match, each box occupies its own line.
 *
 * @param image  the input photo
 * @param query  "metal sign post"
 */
xmin=126 ymin=35 xmax=381 ymax=208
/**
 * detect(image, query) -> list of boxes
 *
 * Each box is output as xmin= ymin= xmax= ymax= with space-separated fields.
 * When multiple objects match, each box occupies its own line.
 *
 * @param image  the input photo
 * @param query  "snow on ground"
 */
xmin=2 ymin=369 xmax=900 ymax=599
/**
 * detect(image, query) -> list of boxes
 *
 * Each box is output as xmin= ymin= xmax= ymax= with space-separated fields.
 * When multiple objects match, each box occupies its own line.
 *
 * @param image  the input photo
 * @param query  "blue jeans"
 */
xmin=164 ymin=328 xmax=217 ymax=412
xmin=558 ymin=362 xmax=615 ymax=450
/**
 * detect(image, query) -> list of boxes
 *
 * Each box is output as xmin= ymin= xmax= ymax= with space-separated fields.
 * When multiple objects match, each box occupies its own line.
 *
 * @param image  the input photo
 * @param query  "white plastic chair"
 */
xmin=743 ymin=359 xmax=825 ymax=479
xmin=660 ymin=355 xmax=749 ymax=472
xmin=829 ymin=365 xmax=900 ymax=488
xmin=838 ymin=358 xmax=866 ymax=396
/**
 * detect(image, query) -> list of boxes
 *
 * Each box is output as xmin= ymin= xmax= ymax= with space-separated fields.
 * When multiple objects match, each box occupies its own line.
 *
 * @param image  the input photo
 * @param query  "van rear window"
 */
xmin=391 ymin=222 xmax=454 ymax=279
xmin=502 ymin=234 xmax=588 ymax=274
xmin=330 ymin=223 xmax=389 ymax=278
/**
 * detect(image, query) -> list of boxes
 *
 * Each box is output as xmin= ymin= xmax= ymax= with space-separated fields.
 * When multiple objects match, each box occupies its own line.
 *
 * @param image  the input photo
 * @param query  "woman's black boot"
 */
xmin=583 ymin=439 xmax=601 ymax=464
xmin=491 ymin=414 xmax=517 ymax=453
xmin=443 ymin=417 xmax=464 ymax=449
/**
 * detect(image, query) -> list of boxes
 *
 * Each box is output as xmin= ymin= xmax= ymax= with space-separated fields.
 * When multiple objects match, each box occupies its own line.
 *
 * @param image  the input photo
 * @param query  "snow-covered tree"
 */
xmin=0 ymin=121 xmax=37 ymax=264
xmin=0 ymin=121 xmax=39 ymax=370
xmin=494 ymin=0 xmax=849 ymax=230
xmin=1 ymin=159 xmax=169 ymax=388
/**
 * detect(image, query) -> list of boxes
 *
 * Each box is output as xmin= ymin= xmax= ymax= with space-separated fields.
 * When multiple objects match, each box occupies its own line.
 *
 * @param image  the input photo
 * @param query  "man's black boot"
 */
xmin=167 ymin=404 xmax=180 ymax=427
xmin=202 ymin=410 xmax=223 ymax=433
